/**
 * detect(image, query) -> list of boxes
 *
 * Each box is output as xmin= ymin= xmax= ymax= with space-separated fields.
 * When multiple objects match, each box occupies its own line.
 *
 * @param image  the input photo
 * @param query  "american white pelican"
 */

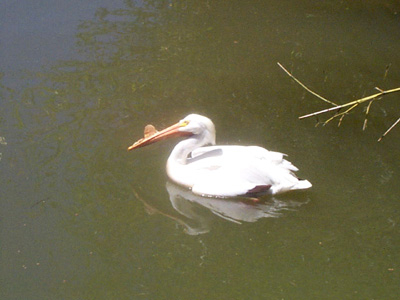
xmin=128 ymin=114 xmax=311 ymax=197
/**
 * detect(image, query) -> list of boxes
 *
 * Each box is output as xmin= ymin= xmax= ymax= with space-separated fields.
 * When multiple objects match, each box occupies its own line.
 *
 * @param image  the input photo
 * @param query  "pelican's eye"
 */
xmin=180 ymin=120 xmax=190 ymax=127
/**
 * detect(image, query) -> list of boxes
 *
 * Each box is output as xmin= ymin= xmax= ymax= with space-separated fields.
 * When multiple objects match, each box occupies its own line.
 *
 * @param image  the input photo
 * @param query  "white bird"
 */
xmin=128 ymin=114 xmax=311 ymax=197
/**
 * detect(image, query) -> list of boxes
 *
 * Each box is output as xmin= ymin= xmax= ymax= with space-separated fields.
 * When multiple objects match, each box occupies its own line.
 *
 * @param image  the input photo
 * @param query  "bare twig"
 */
xmin=362 ymin=100 xmax=374 ymax=131
xmin=383 ymin=63 xmax=391 ymax=81
xmin=338 ymin=113 xmax=346 ymax=127
xmin=378 ymin=117 xmax=400 ymax=142
xmin=277 ymin=63 xmax=338 ymax=106
xmin=298 ymin=87 xmax=400 ymax=120
xmin=278 ymin=62 xmax=400 ymax=139
xmin=322 ymin=103 xmax=358 ymax=126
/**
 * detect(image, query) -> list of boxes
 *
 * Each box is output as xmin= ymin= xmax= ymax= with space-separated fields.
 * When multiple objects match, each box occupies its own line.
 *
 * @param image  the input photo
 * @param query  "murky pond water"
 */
xmin=1 ymin=1 xmax=400 ymax=299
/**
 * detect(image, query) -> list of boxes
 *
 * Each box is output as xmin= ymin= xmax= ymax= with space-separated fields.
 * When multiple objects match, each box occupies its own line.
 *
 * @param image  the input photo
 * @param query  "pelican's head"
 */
xmin=178 ymin=114 xmax=216 ymax=145
xmin=128 ymin=114 xmax=216 ymax=151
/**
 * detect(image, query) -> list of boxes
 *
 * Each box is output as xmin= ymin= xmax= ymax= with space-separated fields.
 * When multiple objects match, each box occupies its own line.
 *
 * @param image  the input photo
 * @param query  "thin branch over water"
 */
xmin=278 ymin=62 xmax=400 ymax=141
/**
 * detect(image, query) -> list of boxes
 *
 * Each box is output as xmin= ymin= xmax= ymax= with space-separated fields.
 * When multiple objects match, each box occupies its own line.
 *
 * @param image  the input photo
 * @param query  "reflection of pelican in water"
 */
xmin=133 ymin=182 xmax=308 ymax=235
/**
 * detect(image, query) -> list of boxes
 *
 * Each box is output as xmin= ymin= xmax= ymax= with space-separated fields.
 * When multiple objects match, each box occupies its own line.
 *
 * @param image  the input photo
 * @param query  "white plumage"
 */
xmin=128 ymin=114 xmax=311 ymax=197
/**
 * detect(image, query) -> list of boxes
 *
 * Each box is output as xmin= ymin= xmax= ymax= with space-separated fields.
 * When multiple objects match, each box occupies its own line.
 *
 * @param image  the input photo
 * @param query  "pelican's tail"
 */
xmin=292 ymin=179 xmax=312 ymax=190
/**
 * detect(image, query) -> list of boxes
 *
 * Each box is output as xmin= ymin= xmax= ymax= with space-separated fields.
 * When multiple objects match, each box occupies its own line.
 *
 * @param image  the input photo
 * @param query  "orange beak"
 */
xmin=127 ymin=122 xmax=192 ymax=151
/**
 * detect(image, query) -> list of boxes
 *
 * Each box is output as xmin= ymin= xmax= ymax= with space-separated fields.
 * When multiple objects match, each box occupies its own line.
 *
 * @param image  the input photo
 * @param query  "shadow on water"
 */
xmin=133 ymin=181 xmax=309 ymax=235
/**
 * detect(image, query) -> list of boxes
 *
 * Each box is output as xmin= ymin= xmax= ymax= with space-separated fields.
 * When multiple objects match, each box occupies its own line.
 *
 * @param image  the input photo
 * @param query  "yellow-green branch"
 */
xmin=278 ymin=62 xmax=400 ymax=140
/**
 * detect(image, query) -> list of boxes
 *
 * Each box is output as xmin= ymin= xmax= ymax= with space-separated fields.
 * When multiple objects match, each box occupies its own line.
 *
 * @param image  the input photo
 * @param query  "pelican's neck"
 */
xmin=166 ymin=137 xmax=208 ymax=188
xmin=168 ymin=122 xmax=216 ymax=165
xmin=166 ymin=126 xmax=216 ymax=188
xmin=169 ymin=137 xmax=200 ymax=165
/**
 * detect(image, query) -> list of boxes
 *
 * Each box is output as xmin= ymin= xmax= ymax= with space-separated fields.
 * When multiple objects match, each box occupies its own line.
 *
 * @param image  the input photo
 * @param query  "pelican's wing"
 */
xmin=187 ymin=145 xmax=308 ymax=196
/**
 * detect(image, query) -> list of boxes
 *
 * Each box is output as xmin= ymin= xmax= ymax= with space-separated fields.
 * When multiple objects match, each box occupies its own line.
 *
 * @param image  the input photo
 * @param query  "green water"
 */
xmin=1 ymin=1 xmax=400 ymax=299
